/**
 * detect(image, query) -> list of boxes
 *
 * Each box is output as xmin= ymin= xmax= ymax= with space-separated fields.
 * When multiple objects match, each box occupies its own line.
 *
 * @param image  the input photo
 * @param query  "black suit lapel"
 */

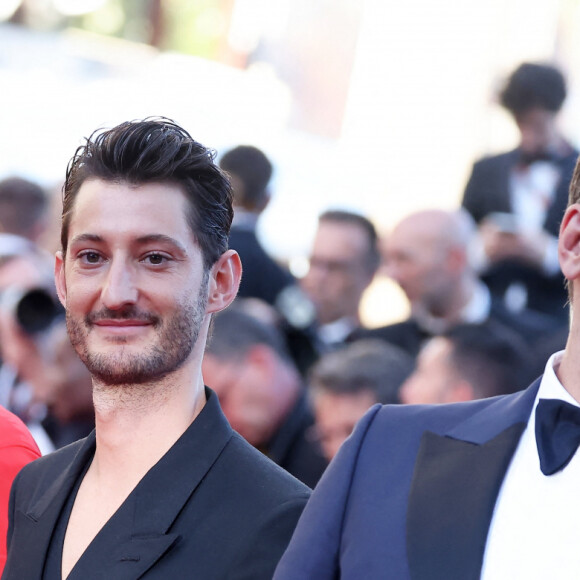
xmin=406 ymin=381 xmax=539 ymax=580
xmin=9 ymin=433 xmax=96 ymax=579
xmin=68 ymin=388 xmax=234 ymax=579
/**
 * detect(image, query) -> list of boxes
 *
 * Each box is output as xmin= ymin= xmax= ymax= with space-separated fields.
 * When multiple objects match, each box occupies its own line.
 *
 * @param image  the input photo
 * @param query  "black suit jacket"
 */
xmin=274 ymin=380 xmax=540 ymax=579
xmin=358 ymin=299 xmax=558 ymax=359
xmin=229 ymin=226 xmax=294 ymax=306
xmin=267 ymin=392 xmax=328 ymax=488
xmin=462 ymin=147 xmax=577 ymax=236
xmin=3 ymin=389 xmax=310 ymax=579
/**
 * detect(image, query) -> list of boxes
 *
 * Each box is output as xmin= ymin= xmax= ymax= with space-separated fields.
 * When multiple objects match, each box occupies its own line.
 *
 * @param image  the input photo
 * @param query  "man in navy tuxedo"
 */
xmin=275 ymin=156 xmax=580 ymax=579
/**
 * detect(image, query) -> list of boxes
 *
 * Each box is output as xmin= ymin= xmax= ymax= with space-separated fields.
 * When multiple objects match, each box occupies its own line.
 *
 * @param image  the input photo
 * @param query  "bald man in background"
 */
xmin=361 ymin=209 xmax=557 ymax=357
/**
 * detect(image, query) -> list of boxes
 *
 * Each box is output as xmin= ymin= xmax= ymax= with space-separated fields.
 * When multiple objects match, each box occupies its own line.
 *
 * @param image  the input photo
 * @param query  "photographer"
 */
xmin=0 ymin=238 xmax=63 ymax=452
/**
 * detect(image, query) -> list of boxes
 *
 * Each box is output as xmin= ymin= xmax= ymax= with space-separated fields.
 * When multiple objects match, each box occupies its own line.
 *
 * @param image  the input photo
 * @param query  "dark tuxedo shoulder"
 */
xmin=471 ymin=149 xmax=519 ymax=171
xmin=217 ymin=431 xmax=312 ymax=501
xmin=462 ymin=150 xmax=519 ymax=224
xmin=359 ymin=383 xmax=537 ymax=458
xmin=11 ymin=434 xmax=91 ymax=501
xmin=488 ymin=299 xmax=561 ymax=344
xmin=371 ymin=394 xmax=510 ymax=437
xmin=354 ymin=320 xmax=425 ymax=357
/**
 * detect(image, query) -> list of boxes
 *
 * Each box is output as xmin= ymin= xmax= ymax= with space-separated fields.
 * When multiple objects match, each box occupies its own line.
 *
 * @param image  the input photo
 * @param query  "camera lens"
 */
xmin=15 ymin=288 xmax=63 ymax=335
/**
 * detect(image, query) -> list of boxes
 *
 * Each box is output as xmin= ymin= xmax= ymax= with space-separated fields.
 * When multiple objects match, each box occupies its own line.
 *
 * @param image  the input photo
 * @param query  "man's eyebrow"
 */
xmin=69 ymin=233 xmax=104 ymax=246
xmin=69 ymin=233 xmax=188 ymax=254
xmin=135 ymin=234 xmax=188 ymax=254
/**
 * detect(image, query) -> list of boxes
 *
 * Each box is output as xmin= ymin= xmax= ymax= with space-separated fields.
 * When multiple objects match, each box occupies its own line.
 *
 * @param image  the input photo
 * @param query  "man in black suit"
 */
xmin=361 ymin=209 xmax=557 ymax=357
xmin=219 ymin=145 xmax=294 ymax=306
xmin=203 ymin=303 xmax=328 ymax=488
xmin=462 ymin=62 xmax=577 ymax=321
xmin=274 ymin=155 xmax=580 ymax=579
xmin=219 ymin=146 xmax=318 ymax=374
xmin=3 ymin=119 xmax=310 ymax=579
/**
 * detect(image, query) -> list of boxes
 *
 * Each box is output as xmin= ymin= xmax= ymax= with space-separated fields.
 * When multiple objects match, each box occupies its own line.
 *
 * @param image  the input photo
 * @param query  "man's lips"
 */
xmin=91 ymin=319 xmax=152 ymax=334
xmin=93 ymin=319 xmax=150 ymax=326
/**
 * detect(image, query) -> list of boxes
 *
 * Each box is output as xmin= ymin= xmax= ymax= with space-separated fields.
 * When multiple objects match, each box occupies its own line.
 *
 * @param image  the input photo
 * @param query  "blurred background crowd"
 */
xmin=0 ymin=0 xmax=579 ymax=487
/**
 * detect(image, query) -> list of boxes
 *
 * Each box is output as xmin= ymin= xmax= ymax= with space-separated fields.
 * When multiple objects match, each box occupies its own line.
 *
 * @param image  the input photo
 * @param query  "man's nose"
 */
xmin=101 ymin=260 xmax=138 ymax=309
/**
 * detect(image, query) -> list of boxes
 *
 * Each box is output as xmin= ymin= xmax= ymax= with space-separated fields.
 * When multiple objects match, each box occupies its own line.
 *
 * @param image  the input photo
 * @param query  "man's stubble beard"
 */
xmin=66 ymin=271 xmax=210 ymax=386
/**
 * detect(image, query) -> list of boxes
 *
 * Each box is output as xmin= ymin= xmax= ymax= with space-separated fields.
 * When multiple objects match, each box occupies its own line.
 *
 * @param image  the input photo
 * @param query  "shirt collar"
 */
xmin=537 ymin=350 xmax=579 ymax=408
xmin=317 ymin=317 xmax=358 ymax=346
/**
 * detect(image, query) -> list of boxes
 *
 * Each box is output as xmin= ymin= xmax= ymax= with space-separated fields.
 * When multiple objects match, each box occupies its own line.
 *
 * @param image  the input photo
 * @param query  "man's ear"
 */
xmin=245 ymin=343 xmax=276 ymax=380
xmin=54 ymin=251 xmax=67 ymax=308
xmin=559 ymin=204 xmax=580 ymax=282
xmin=206 ymin=250 xmax=242 ymax=314
xmin=447 ymin=379 xmax=476 ymax=403
xmin=446 ymin=245 xmax=467 ymax=274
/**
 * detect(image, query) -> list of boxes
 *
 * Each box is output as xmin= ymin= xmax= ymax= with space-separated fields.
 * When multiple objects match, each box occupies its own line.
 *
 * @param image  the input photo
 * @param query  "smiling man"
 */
xmin=2 ymin=119 xmax=310 ymax=580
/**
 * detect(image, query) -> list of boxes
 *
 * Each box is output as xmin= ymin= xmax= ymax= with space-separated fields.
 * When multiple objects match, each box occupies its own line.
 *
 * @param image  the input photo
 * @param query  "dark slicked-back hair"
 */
xmin=62 ymin=117 xmax=233 ymax=269
xmin=319 ymin=210 xmax=380 ymax=275
xmin=500 ymin=62 xmax=567 ymax=117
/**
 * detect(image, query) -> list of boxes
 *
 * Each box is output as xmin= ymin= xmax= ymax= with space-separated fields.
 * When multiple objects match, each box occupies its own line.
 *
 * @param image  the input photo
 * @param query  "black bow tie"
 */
xmin=518 ymin=150 xmax=559 ymax=167
xmin=535 ymin=398 xmax=580 ymax=475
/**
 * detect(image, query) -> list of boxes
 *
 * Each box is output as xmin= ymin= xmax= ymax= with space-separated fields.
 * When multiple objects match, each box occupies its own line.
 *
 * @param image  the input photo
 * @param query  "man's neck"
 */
xmin=317 ymin=316 xmax=359 ymax=345
xmin=415 ymin=278 xmax=479 ymax=331
xmin=90 ymin=366 xmax=206 ymax=489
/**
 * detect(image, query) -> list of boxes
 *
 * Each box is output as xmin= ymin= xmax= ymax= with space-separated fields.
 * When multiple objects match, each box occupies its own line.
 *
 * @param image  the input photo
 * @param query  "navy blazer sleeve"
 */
xmin=273 ymin=405 xmax=382 ymax=579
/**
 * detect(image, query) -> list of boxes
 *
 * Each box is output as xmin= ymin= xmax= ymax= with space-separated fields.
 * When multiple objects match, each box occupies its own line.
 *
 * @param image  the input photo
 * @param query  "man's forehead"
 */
xmin=67 ymin=179 xmax=194 ymax=243
xmin=389 ymin=222 xmax=444 ymax=255
xmin=314 ymin=221 xmax=369 ymax=254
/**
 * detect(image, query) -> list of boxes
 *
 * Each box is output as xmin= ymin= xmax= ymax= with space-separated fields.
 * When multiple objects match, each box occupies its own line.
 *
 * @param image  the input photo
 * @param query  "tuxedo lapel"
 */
xmin=10 ymin=433 xmax=96 ymax=579
xmin=406 ymin=381 xmax=540 ymax=580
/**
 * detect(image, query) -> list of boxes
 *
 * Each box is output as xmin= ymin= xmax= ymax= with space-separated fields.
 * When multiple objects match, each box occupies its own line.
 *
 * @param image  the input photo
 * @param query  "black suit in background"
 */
xmin=360 ymin=299 xmax=557 ymax=355
xmin=229 ymin=225 xmax=321 ymax=375
xmin=267 ymin=391 xmax=328 ymax=489
xmin=229 ymin=226 xmax=294 ymax=306
xmin=3 ymin=389 xmax=310 ymax=580
xmin=462 ymin=147 xmax=578 ymax=320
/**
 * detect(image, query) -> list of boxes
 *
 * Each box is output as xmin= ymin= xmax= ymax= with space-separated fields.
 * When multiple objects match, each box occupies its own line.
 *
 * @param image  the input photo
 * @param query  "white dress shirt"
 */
xmin=510 ymin=161 xmax=561 ymax=275
xmin=481 ymin=351 xmax=580 ymax=579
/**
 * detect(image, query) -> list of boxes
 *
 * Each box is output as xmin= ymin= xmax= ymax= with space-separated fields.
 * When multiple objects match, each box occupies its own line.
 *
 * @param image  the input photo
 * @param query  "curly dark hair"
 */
xmin=500 ymin=63 xmax=567 ymax=117
xmin=62 ymin=117 xmax=233 ymax=269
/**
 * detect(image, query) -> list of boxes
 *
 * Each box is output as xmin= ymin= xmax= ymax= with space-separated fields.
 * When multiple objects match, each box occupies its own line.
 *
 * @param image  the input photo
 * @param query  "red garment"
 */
xmin=0 ymin=406 xmax=41 ymax=574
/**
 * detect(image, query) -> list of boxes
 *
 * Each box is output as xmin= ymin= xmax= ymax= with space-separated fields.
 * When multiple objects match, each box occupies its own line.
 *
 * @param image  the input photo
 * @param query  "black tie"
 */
xmin=535 ymin=398 xmax=580 ymax=475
